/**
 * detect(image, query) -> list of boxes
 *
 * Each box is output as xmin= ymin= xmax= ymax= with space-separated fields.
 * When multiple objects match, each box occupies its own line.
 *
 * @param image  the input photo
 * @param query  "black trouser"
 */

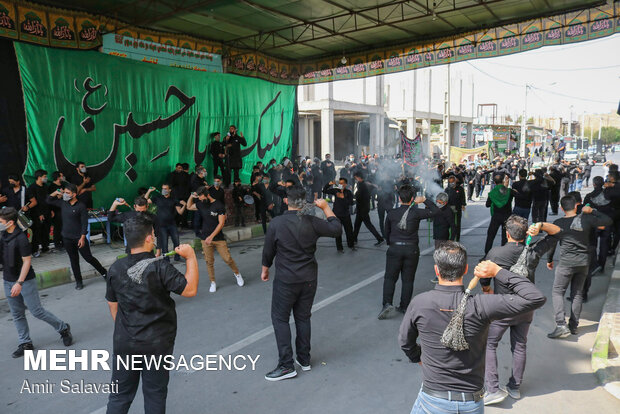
xmin=612 ymin=218 xmax=620 ymax=251
xmin=336 ymin=215 xmax=354 ymax=250
xmin=63 ymin=237 xmax=106 ymax=284
xmin=450 ymin=207 xmax=462 ymax=241
xmin=51 ymin=210 xmax=63 ymax=248
xmin=107 ymin=353 xmax=170 ymax=414
xmin=382 ymin=244 xmax=420 ymax=309
xmin=467 ymin=183 xmax=475 ymax=200
xmin=485 ymin=213 xmax=509 ymax=254
xmin=552 ymin=265 xmax=588 ymax=329
xmin=377 ymin=206 xmax=388 ymax=238
xmin=550 ymin=188 xmax=560 ymax=214
xmin=230 ymin=168 xmax=241 ymax=183
xmin=584 ymin=175 xmax=591 ymax=187
xmin=234 ymin=204 xmax=245 ymax=226
xmin=158 ymin=224 xmax=180 ymax=260
xmin=271 ymin=279 xmax=317 ymax=369
xmin=31 ymin=216 xmax=50 ymax=252
xmin=596 ymin=227 xmax=612 ymax=269
xmin=259 ymin=207 xmax=275 ymax=234
xmin=353 ymin=212 xmax=383 ymax=243
xmin=213 ymin=157 xmax=226 ymax=177
xmin=531 ymin=200 xmax=548 ymax=223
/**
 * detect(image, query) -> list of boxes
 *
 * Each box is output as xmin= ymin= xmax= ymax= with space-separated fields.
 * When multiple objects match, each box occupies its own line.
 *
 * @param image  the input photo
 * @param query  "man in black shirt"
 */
xmin=146 ymin=184 xmax=186 ymax=262
xmin=190 ymin=166 xmax=208 ymax=237
xmin=1 ymin=207 xmax=73 ymax=358
xmin=27 ymin=169 xmax=51 ymax=256
xmin=320 ymin=154 xmax=336 ymax=197
xmin=108 ymin=196 xmax=150 ymax=253
xmin=399 ymin=242 xmax=545 ymax=414
xmin=5 ymin=174 xmax=35 ymax=212
xmin=232 ymin=178 xmax=247 ymax=227
xmin=352 ymin=172 xmax=384 ymax=246
xmin=481 ymin=215 xmax=559 ymax=405
xmin=187 ymin=186 xmax=243 ymax=293
xmin=484 ymin=175 xmax=513 ymax=254
xmin=511 ymin=169 xmax=533 ymax=220
xmin=69 ymin=161 xmax=96 ymax=209
xmin=105 ymin=214 xmax=199 ymax=414
xmin=379 ymin=185 xmax=440 ymax=320
xmin=433 ymin=192 xmax=456 ymax=249
xmin=261 ymin=187 xmax=341 ymax=381
xmin=209 ymin=132 xmax=228 ymax=183
xmin=48 ymin=171 xmax=65 ymax=250
xmin=445 ymin=175 xmax=466 ymax=241
xmin=545 ymin=195 xmax=613 ymax=337
xmin=168 ymin=163 xmax=190 ymax=228
xmin=208 ymin=175 xmax=226 ymax=204
xmin=47 ymin=183 xmax=107 ymax=290
xmin=225 ymin=125 xmax=247 ymax=183
xmin=323 ymin=178 xmax=355 ymax=253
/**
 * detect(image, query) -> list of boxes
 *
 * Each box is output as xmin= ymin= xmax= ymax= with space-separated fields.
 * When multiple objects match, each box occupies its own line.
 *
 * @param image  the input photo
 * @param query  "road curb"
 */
xmin=592 ymin=258 xmax=620 ymax=400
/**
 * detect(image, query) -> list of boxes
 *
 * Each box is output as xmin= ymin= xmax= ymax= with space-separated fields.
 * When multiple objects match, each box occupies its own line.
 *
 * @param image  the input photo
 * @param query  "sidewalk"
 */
xmin=0 ymin=224 xmax=264 ymax=300
xmin=592 ymin=254 xmax=620 ymax=400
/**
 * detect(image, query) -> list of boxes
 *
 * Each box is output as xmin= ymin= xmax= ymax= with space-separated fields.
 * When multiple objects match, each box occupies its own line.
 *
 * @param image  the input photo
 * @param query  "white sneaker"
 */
xmin=295 ymin=358 xmax=311 ymax=371
xmin=234 ymin=273 xmax=245 ymax=287
xmin=209 ymin=282 xmax=217 ymax=293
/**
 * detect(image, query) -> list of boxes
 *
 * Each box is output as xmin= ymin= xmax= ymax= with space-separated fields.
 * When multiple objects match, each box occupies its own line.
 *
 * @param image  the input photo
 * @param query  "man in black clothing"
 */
xmin=69 ymin=161 xmax=96 ymax=209
xmin=584 ymin=176 xmax=613 ymax=274
xmin=320 ymin=154 xmax=336 ymax=197
xmin=5 ymin=174 xmax=35 ymax=212
xmin=433 ymin=192 xmax=456 ymax=249
xmin=261 ymin=187 xmax=341 ymax=381
xmin=146 ymin=184 xmax=186 ymax=261
xmin=105 ymin=214 xmax=199 ymax=414
xmin=583 ymin=161 xmax=592 ymax=188
xmin=190 ymin=166 xmax=208 ymax=237
xmin=168 ymin=163 xmax=190 ymax=227
xmin=48 ymin=171 xmax=65 ymax=250
xmin=465 ymin=165 xmax=476 ymax=201
xmin=481 ymin=215 xmax=559 ymax=405
xmin=27 ymin=169 xmax=51 ymax=256
xmin=474 ymin=166 xmax=485 ymax=199
xmin=225 ymin=125 xmax=247 ymax=183
xmin=379 ymin=185 xmax=440 ymax=320
xmin=545 ymin=195 xmax=612 ymax=337
xmin=209 ymin=132 xmax=228 ymax=183
xmin=352 ymin=172 xmax=384 ymax=246
xmin=47 ymin=183 xmax=107 ymax=289
xmin=445 ymin=175 xmax=466 ymax=241
xmin=399 ymin=242 xmax=545 ymax=414
xmin=208 ymin=175 xmax=226 ymax=204
xmin=108 ymin=196 xmax=150 ymax=253
xmin=484 ymin=175 xmax=513 ymax=254
xmin=511 ymin=169 xmax=533 ymax=220
xmin=376 ymin=178 xmax=395 ymax=239
xmin=1 ymin=207 xmax=73 ymax=358
xmin=323 ymin=178 xmax=355 ymax=253
xmin=232 ymin=178 xmax=247 ymax=227
xmin=549 ymin=165 xmax=563 ymax=215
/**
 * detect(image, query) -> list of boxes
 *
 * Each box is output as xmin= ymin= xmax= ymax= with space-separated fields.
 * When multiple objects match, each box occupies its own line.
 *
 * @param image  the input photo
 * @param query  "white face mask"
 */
xmin=214 ymin=182 xmax=221 ymax=188
xmin=0 ymin=222 xmax=7 ymax=232
xmin=41 ymin=177 xmax=48 ymax=184
xmin=79 ymin=167 xmax=87 ymax=173
xmin=62 ymin=193 xmax=73 ymax=201
xmin=161 ymin=189 xmax=170 ymax=196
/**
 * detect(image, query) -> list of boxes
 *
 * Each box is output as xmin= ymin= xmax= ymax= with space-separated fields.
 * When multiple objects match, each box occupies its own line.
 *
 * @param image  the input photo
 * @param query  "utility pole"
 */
xmin=519 ymin=84 xmax=529 ymax=157
xmin=443 ymin=64 xmax=451 ymax=158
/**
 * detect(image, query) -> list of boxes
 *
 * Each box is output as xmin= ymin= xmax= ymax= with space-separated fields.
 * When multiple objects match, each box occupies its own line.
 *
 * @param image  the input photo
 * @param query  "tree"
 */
xmin=583 ymin=126 xmax=620 ymax=144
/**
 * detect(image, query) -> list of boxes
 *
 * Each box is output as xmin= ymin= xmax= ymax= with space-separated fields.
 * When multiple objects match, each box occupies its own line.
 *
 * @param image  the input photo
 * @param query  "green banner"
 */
xmin=15 ymin=42 xmax=295 ymax=208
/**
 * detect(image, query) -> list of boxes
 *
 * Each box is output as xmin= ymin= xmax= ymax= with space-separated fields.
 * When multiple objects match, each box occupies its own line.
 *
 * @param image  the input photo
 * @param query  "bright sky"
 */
xmin=322 ymin=33 xmax=620 ymax=122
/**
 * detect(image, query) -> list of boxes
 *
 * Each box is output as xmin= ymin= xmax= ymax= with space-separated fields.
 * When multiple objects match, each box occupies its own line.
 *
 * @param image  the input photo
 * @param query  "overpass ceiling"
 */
xmin=37 ymin=0 xmax=607 ymax=62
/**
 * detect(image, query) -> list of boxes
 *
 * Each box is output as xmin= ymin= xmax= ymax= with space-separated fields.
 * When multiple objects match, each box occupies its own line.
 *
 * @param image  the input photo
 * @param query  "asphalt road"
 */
xmin=1 ymin=155 xmax=619 ymax=414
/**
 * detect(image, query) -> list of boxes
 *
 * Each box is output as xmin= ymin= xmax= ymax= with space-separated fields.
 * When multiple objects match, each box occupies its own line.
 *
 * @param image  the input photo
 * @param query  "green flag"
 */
xmin=15 ymin=42 xmax=295 ymax=207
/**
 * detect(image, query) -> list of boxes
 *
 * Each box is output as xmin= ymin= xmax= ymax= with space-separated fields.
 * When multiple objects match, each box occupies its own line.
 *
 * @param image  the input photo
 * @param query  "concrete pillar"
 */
xmin=327 ymin=81 xmax=333 ymax=101
xmin=308 ymin=119 xmax=315 ymax=158
xmin=406 ymin=117 xmax=416 ymax=140
xmin=369 ymin=114 xmax=384 ymax=154
xmin=376 ymin=75 xmax=384 ymax=106
xmin=451 ymin=121 xmax=462 ymax=147
xmin=466 ymin=123 xmax=474 ymax=148
xmin=320 ymin=109 xmax=334 ymax=158
xmin=294 ymin=118 xmax=309 ymax=157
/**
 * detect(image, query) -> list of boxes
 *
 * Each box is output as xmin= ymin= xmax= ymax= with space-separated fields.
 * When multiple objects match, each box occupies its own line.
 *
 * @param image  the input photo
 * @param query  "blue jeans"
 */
xmin=575 ymin=178 xmax=583 ymax=191
xmin=512 ymin=206 xmax=530 ymax=221
xmin=4 ymin=279 xmax=67 ymax=345
xmin=411 ymin=389 xmax=483 ymax=414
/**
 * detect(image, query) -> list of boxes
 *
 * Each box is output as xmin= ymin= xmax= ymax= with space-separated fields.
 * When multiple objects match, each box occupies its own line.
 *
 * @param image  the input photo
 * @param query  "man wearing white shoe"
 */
xmin=187 ymin=186 xmax=243 ymax=292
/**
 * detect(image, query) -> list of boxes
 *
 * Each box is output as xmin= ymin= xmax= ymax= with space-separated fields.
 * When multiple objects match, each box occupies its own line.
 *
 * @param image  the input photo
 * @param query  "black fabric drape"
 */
xmin=0 ymin=39 xmax=27 ymax=186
